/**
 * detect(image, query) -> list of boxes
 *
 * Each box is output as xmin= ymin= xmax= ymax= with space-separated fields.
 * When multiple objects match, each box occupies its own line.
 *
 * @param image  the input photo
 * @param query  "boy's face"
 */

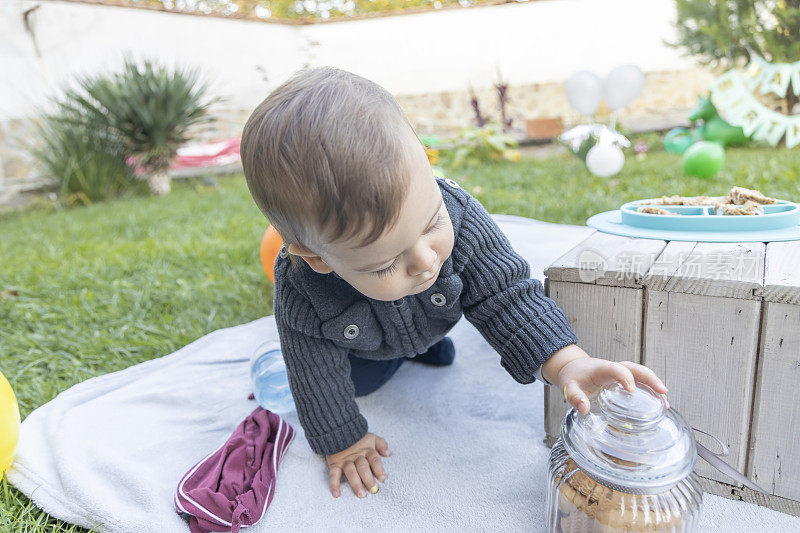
xmin=295 ymin=127 xmax=455 ymax=302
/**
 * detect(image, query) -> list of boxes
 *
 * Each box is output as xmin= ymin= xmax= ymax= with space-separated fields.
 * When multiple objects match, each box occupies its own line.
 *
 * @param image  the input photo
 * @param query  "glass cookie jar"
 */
xmin=546 ymin=382 xmax=703 ymax=532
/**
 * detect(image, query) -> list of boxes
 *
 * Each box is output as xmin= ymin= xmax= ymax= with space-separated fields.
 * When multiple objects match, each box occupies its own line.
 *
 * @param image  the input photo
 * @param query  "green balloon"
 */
xmin=419 ymin=134 xmax=441 ymax=147
xmin=664 ymin=127 xmax=697 ymax=155
xmin=682 ymin=141 xmax=725 ymax=179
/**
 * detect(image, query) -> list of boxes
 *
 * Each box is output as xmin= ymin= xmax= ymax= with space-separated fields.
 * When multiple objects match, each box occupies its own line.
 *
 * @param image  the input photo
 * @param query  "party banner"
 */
xmin=709 ymin=69 xmax=800 ymax=148
xmin=786 ymin=120 xmax=800 ymax=150
xmin=742 ymin=53 xmax=800 ymax=97
xmin=743 ymin=55 xmax=773 ymax=92
xmin=793 ymin=66 xmax=800 ymax=99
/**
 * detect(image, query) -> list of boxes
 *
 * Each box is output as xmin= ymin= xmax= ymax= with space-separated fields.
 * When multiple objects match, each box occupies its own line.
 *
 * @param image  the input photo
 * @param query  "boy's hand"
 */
xmin=542 ymin=344 xmax=668 ymax=415
xmin=326 ymin=432 xmax=389 ymax=499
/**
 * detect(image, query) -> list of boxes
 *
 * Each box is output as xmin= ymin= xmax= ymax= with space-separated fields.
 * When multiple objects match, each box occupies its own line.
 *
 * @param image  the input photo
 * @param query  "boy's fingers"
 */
xmin=355 ymin=456 xmax=378 ymax=494
xmin=343 ymin=462 xmax=366 ymax=498
xmin=375 ymin=436 xmax=390 ymax=457
xmin=563 ymin=382 xmax=589 ymax=414
xmin=618 ymin=362 xmax=670 ymax=407
xmin=329 ymin=465 xmax=342 ymax=498
xmin=366 ymin=449 xmax=387 ymax=483
xmin=604 ymin=362 xmax=636 ymax=392
xmin=620 ymin=361 xmax=668 ymax=394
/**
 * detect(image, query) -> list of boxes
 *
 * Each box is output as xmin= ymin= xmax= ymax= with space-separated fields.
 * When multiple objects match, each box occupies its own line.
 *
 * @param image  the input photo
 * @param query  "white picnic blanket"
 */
xmin=8 ymin=216 xmax=799 ymax=532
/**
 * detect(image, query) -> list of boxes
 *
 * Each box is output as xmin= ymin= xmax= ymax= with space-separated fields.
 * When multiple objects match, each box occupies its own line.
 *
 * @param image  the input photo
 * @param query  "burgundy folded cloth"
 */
xmin=174 ymin=407 xmax=295 ymax=533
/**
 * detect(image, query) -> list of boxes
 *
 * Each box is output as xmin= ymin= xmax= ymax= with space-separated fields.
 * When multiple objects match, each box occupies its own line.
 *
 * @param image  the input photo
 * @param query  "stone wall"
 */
xmin=152 ymin=67 xmax=718 ymax=142
xmin=397 ymin=67 xmax=716 ymax=136
xmin=0 ymin=118 xmax=52 ymax=205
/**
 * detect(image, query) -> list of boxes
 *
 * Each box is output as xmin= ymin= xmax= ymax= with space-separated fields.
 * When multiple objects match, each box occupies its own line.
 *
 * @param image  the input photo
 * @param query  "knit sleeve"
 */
xmin=456 ymin=198 xmax=578 ymax=384
xmin=274 ymin=282 xmax=368 ymax=456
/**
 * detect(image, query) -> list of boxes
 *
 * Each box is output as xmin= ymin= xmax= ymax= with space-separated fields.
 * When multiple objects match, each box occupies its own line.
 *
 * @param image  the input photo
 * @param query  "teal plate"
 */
xmin=619 ymin=199 xmax=799 ymax=232
xmin=588 ymin=203 xmax=800 ymax=242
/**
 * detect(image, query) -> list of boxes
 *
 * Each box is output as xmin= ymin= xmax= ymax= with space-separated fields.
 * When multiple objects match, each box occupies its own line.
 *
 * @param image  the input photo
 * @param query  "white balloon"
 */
xmin=564 ymin=71 xmax=604 ymax=116
xmin=603 ymin=64 xmax=645 ymax=111
xmin=586 ymin=144 xmax=624 ymax=177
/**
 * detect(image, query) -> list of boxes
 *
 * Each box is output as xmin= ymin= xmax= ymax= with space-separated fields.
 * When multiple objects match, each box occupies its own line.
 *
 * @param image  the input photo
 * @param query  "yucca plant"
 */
xmin=28 ymin=115 xmax=145 ymax=204
xmin=26 ymin=100 xmax=146 ymax=205
xmin=56 ymin=56 xmax=222 ymax=195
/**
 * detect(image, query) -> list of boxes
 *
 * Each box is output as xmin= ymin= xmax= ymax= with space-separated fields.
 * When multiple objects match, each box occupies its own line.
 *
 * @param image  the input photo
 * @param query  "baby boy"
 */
xmin=240 ymin=66 xmax=667 ymax=499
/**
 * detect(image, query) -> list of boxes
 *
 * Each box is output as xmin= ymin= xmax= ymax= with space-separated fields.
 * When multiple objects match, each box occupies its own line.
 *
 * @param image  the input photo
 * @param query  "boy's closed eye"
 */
xmin=423 ymin=212 xmax=446 ymax=236
xmin=372 ymin=258 xmax=399 ymax=279
xmin=370 ymin=212 xmax=446 ymax=278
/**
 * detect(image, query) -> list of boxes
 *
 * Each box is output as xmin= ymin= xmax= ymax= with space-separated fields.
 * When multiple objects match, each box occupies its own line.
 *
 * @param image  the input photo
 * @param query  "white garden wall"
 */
xmin=0 ymin=0 xmax=711 ymax=199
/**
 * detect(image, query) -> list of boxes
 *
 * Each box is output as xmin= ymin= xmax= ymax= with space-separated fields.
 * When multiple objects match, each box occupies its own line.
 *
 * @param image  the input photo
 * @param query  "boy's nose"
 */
xmin=407 ymin=246 xmax=437 ymax=277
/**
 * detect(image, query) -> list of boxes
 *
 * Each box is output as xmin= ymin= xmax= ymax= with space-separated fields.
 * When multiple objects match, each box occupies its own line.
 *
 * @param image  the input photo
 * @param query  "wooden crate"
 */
xmin=543 ymin=231 xmax=800 ymax=516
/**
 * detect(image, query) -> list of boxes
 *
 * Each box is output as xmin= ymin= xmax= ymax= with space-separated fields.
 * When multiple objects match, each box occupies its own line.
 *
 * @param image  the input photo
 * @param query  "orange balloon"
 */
xmin=260 ymin=226 xmax=283 ymax=284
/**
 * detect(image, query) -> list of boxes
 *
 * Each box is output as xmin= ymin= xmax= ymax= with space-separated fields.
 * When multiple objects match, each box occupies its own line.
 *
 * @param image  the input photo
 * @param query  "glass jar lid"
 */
xmin=561 ymin=382 xmax=697 ymax=494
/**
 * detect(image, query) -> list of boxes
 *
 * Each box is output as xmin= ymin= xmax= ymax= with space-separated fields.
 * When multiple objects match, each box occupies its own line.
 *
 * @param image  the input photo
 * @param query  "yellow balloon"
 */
xmin=0 ymin=371 xmax=20 ymax=474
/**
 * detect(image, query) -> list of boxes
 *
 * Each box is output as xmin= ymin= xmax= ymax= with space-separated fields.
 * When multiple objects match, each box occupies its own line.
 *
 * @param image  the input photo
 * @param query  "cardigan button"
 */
xmin=343 ymin=324 xmax=360 ymax=339
xmin=391 ymin=298 xmax=405 ymax=307
xmin=444 ymin=178 xmax=460 ymax=189
xmin=278 ymin=245 xmax=288 ymax=258
xmin=430 ymin=293 xmax=446 ymax=307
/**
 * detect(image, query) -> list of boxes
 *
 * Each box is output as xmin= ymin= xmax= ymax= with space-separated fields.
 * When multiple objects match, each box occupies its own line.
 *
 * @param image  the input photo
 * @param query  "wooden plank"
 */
xmin=643 ymin=290 xmax=760 ymax=483
xmin=642 ymin=241 xmax=765 ymax=300
xmin=543 ymin=281 xmax=643 ymax=445
xmin=699 ymin=476 xmax=800 ymax=517
xmin=748 ymin=302 xmax=800 ymax=501
xmin=759 ymin=241 xmax=800 ymax=305
xmin=544 ymin=231 xmax=667 ymax=288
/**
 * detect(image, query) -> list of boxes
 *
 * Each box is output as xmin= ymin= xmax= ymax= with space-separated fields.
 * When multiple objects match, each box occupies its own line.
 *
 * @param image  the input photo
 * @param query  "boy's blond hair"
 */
xmin=240 ymin=66 xmax=419 ymax=249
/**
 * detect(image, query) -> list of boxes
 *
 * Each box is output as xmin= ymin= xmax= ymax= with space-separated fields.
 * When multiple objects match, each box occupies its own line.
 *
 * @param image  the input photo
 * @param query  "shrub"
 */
xmin=27 ymin=108 xmax=145 ymax=205
xmin=438 ymin=124 xmax=520 ymax=168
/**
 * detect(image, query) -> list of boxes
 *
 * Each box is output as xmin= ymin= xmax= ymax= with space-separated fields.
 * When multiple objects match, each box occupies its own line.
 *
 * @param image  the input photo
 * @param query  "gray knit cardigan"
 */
xmin=272 ymin=177 xmax=578 ymax=455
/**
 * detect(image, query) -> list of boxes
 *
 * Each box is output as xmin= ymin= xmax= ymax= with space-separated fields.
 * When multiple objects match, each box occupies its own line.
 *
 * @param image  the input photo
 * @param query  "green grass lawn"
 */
xmin=1 ymin=146 xmax=799 ymax=531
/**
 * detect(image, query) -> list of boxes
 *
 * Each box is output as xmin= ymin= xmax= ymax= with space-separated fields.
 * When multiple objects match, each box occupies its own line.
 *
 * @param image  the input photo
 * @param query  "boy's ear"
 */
xmin=287 ymin=243 xmax=333 ymax=274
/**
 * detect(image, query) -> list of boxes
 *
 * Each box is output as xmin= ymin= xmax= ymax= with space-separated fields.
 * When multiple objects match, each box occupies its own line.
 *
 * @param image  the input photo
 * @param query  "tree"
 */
xmin=670 ymin=0 xmax=800 ymax=112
